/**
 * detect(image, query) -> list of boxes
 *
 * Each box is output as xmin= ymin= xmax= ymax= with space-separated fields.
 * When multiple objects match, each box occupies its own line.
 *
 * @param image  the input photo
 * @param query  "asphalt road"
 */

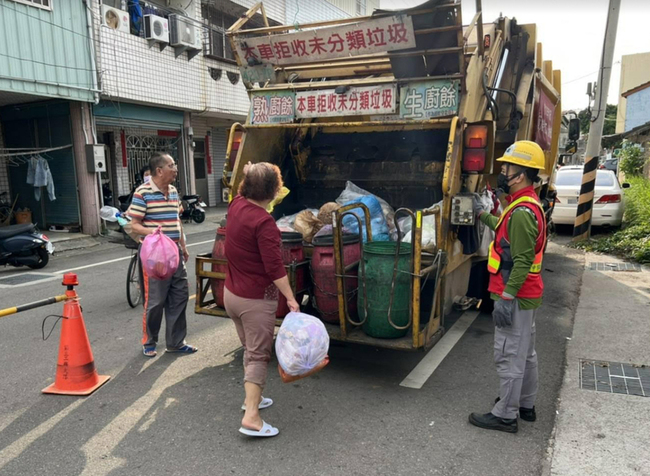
xmin=0 ymin=231 xmax=583 ymax=476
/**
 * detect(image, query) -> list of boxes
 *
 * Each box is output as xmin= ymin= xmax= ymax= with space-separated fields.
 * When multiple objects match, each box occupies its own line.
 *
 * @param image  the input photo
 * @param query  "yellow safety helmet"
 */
xmin=496 ymin=140 xmax=546 ymax=170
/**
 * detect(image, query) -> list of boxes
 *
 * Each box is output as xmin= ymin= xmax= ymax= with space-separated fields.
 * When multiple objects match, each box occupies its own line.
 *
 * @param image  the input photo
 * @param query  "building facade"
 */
xmin=0 ymin=0 xmax=101 ymax=234
xmin=1 ymin=0 xmax=356 ymax=235
xmin=324 ymin=0 xmax=380 ymax=17
xmin=615 ymin=52 xmax=650 ymax=134
xmin=93 ymin=0 xmax=350 ymax=210
xmin=622 ymin=81 xmax=650 ymax=133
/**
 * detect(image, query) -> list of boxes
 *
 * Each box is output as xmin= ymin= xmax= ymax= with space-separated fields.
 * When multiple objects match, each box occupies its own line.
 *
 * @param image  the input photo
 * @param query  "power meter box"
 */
xmin=451 ymin=194 xmax=475 ymax=226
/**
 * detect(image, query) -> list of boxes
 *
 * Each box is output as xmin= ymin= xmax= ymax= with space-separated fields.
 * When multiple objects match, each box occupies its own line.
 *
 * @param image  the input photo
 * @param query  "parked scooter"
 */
xmin=180 ymin=195 xmax=206 ymax=224
xmin=0 ymin=223 xmax=53 ymax=269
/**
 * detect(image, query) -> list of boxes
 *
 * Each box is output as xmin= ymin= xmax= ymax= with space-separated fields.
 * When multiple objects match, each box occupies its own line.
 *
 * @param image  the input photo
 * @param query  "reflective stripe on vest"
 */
xmin=487 ymin=196 xmax=545 ymax=275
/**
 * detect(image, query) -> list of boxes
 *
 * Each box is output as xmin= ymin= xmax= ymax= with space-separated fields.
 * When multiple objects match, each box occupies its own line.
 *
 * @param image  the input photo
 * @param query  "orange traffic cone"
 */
xmin=42 ymin=273 xmax=110 ymax=396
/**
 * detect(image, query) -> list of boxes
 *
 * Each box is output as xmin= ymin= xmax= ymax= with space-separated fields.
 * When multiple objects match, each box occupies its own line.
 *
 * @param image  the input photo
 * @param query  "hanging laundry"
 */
xmin=26 ymin=155 xmax=56 ymax=201
xmin=26 ymin=156 xmax=37 ymax=185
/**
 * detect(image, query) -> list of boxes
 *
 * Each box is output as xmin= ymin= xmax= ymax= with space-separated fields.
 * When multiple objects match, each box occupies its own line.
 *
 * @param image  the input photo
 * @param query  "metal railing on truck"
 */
xmin=194 ymin=203 xmax=446 ymax=351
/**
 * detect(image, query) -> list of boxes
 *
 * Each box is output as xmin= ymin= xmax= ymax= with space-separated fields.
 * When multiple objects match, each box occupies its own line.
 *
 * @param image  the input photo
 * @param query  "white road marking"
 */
xmin=400 ymin=311 xmax=480 ymax=389
xmin=56 ymin=256 xmax=131 ymax=274
xmin=0 ymin=273 xmax=60 ymax=289
xmin=55 ymin=239 xmax=215 ymax=275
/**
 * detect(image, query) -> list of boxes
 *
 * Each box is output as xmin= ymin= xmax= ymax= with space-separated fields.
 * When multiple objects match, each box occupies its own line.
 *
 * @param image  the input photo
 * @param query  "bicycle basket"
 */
xmin=123 ymin=229 xmax=140 ymax=250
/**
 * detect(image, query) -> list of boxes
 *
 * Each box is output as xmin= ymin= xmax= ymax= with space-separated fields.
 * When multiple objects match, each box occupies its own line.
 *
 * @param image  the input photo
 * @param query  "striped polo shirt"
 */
xmin=128 ymin=180 xmax=182 ymax=242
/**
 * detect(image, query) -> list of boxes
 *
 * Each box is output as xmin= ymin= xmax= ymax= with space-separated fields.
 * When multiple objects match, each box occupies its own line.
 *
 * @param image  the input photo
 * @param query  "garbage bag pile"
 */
xmin=273 ymin=181 xmax=500 ymax=251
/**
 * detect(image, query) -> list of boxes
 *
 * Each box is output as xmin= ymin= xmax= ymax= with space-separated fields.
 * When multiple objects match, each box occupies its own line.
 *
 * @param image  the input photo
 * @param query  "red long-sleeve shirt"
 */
xmin=224 ymin=195 xmax=286 ymax=300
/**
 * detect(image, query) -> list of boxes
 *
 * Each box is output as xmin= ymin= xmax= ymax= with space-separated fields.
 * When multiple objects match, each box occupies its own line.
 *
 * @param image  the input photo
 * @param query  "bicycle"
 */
xmin=124 ymin=230 xmax=143 ymax=308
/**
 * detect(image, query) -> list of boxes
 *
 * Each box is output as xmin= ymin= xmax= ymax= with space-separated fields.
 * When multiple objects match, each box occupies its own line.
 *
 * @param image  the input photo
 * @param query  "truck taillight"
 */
xmin=596 ymin=194 xmax=621 ymax=204
xmin=463 ymin=125 xmax=489 ymax=173
xmin=463 ymin=150 xmax=486 ymax=172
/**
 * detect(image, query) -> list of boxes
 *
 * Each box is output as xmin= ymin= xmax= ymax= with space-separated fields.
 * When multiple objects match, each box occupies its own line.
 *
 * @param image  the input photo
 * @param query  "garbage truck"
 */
xmin=195 ymin=0 xmax=562 ymax=351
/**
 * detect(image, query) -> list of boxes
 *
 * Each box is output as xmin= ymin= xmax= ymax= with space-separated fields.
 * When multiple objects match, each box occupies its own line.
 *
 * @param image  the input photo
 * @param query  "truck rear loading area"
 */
xmin=196 ymin=0 xmax=562 ymax=351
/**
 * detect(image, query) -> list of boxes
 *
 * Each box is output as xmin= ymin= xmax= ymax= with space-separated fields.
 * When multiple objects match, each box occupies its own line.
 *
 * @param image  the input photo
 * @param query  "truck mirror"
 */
xmin=569 ymin=118 xmax=580 ymax=141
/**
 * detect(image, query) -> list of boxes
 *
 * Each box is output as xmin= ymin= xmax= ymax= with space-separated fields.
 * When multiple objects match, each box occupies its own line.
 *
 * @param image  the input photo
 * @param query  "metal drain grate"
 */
xmin=0 ymin=273 xmax=57 ymax=287
xmin=580 ymin=360 xmax=650 ymax=397
xmin=588 ymin=262 xmax=642 ymax=272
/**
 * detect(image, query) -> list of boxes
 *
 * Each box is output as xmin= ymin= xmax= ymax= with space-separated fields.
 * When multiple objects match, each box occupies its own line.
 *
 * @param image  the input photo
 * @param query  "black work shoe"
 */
xmin=494 ymin=397 xmax=537 ymax=422
xmin=468 ymin=412 xmax=518 ymax=433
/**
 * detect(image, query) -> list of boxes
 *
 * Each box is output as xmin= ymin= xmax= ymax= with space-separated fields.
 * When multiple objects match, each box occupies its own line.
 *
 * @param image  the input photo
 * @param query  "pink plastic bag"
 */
xmin=140 ymin=227 xmax=180 ymax=280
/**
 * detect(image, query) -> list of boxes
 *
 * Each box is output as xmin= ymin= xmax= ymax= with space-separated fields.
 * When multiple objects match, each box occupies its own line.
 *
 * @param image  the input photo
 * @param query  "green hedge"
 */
xmin=573 ymin=177 xmax=650 ymax=263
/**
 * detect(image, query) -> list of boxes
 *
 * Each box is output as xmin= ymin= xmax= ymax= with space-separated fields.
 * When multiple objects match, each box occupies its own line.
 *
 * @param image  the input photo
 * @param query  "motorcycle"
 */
xmin=0 ymin=223 xmax=54 ymax=269
xmin=180 ymin=195 xmax=206 ymax=224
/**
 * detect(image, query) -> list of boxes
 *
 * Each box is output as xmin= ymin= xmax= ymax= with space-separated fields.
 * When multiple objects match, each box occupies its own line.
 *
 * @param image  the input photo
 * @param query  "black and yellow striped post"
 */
xmin=572 ymin=155 xmax=599 ymax=241
xmin=0 ymin=295 xmax=69 ymax=319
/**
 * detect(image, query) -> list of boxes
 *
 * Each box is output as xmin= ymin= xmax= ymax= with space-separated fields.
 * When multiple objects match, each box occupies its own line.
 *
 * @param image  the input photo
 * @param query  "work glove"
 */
xmin=472 ymin=193 xmax=489 ymax=218
xmin=493 ymin=294 xmax=516 ymax=328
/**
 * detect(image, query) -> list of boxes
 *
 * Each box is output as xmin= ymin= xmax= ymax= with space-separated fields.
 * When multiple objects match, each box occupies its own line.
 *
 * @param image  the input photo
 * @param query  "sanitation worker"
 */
xmin=469 ymin=140 xmax=547 ymax=434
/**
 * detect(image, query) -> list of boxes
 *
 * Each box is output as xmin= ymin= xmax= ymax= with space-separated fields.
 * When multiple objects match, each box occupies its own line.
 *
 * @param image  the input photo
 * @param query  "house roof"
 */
xmin=622 ymin=80 xmax=650 ymax=98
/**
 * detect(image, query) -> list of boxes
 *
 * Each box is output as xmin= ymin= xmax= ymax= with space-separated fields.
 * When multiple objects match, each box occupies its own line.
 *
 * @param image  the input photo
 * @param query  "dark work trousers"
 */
xmin=141 ymin=247 xmax=189 ymax=349
xmin=491 ymin=301 xmax=538 ymax=420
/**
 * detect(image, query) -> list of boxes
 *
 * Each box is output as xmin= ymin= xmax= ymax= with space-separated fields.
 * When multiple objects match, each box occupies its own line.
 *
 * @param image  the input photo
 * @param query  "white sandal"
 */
xmin=239 ymin=420 xmax=279 ymax=438
xmin=241 ymin=396 xmax=273 ymax=411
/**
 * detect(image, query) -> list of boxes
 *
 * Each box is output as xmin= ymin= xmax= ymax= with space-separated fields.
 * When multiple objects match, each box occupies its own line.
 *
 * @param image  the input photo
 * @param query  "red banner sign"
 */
xmin=296 ymin=85 xmax=396 ymax=118
xmin=234 ymin=15 xmax=416 ymax=66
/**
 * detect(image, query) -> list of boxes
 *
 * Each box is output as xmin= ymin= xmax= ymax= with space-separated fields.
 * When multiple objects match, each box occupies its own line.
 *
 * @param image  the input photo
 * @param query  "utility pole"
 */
xmin=573 ymin=0 xmax=621 ymax=242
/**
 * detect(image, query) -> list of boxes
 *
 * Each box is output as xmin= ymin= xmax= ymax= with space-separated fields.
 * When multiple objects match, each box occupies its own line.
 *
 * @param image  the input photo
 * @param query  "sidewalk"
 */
xmin=53 ymin=205 xmax=227 ymax=253
xmin=547 ymin=252 xmax=650 ymax=475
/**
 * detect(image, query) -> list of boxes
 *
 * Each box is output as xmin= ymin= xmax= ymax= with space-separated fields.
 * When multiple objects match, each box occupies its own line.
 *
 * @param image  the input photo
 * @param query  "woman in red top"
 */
xmin=224 ymin=162 xmax=299 ymax=438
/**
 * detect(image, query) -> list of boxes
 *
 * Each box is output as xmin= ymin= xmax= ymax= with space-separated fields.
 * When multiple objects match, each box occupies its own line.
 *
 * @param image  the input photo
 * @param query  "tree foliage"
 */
xmin=619 ymin=140 xmax=647 ymax=177
xmin=577 ymin=104 xmax=618 ymax=136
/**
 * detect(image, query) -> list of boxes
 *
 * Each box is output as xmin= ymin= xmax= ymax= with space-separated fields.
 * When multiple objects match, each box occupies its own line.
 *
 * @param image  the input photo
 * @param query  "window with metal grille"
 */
xmin=356 ymin=0 xmax=366 ymax=16
xmin=9 ymin=0 xmax=51 ymax=10
xmin=201 ymin=5 xmax=236 ymax=63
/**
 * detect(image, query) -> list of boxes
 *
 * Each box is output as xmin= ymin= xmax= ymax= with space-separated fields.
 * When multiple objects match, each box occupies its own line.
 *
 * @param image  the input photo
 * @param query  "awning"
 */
xmin=93 ymin=101 xmax=184 ymax=130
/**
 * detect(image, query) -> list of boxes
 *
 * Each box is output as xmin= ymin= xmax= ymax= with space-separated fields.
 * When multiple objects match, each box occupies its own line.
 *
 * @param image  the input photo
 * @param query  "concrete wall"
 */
xmin=616 ymin=52 xmax=650 ymax=133
xmin=92 ymin=0 xmax=250 ymax=119
xmin=624 ymin=87 xmax=650 ymax=132
xmin=191 ymin=116 xmax=232 ymax=206
xmin=286 ymin=0 xmax=349 ymax=24
xmin=323 ymin=0 xmax=380 ymax=16
xmin=229 ymin=0 xmax=285 ymax=23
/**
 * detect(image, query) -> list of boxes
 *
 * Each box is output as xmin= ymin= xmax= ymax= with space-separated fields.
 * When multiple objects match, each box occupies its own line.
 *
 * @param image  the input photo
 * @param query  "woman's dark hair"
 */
xmin=140 ymin=165 xmax=151 ymax=180
xmin=238 ymin=162 xmax=283 ymax=202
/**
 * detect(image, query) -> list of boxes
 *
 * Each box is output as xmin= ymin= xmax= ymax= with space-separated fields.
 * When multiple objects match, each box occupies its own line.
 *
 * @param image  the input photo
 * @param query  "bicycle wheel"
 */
xmin=126 ymin=254 xmax=142 ymax=308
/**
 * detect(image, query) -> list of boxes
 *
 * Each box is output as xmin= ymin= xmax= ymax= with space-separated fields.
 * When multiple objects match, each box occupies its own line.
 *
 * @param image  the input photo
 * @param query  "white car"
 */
xmin=552 ymin=166 xmax=628 ymax=227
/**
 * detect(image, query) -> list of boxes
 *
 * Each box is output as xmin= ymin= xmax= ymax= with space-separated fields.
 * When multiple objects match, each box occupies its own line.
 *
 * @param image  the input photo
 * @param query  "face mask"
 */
xmin=497 ymin=171 xmax=522 ymax=194
xmin=144 ymin=175 xmax=151 ymax=184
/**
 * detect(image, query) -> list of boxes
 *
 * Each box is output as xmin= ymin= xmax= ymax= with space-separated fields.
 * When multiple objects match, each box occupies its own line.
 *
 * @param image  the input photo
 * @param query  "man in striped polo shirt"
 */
xmin=128 ymin=152 xmax=197 ymax=358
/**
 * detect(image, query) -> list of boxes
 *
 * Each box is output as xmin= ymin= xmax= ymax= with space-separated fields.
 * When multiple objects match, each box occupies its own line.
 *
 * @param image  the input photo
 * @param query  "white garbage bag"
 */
xmin=477 ymin=189 xmax=497 ymax=257
xmin=275 ymin=312 xmax=330 ymax=377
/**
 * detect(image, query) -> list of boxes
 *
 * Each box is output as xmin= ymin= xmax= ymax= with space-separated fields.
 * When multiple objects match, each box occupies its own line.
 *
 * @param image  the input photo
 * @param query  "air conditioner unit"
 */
xmin=101 ymin=5 xmax=130 ymax=34
xmin=192 ymin=27 xmax=203 ymax=51
xmin=144 ymin=14 xmax=169 ymax=43
xmin=169 ymin=14 xmax=196 ymax=48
